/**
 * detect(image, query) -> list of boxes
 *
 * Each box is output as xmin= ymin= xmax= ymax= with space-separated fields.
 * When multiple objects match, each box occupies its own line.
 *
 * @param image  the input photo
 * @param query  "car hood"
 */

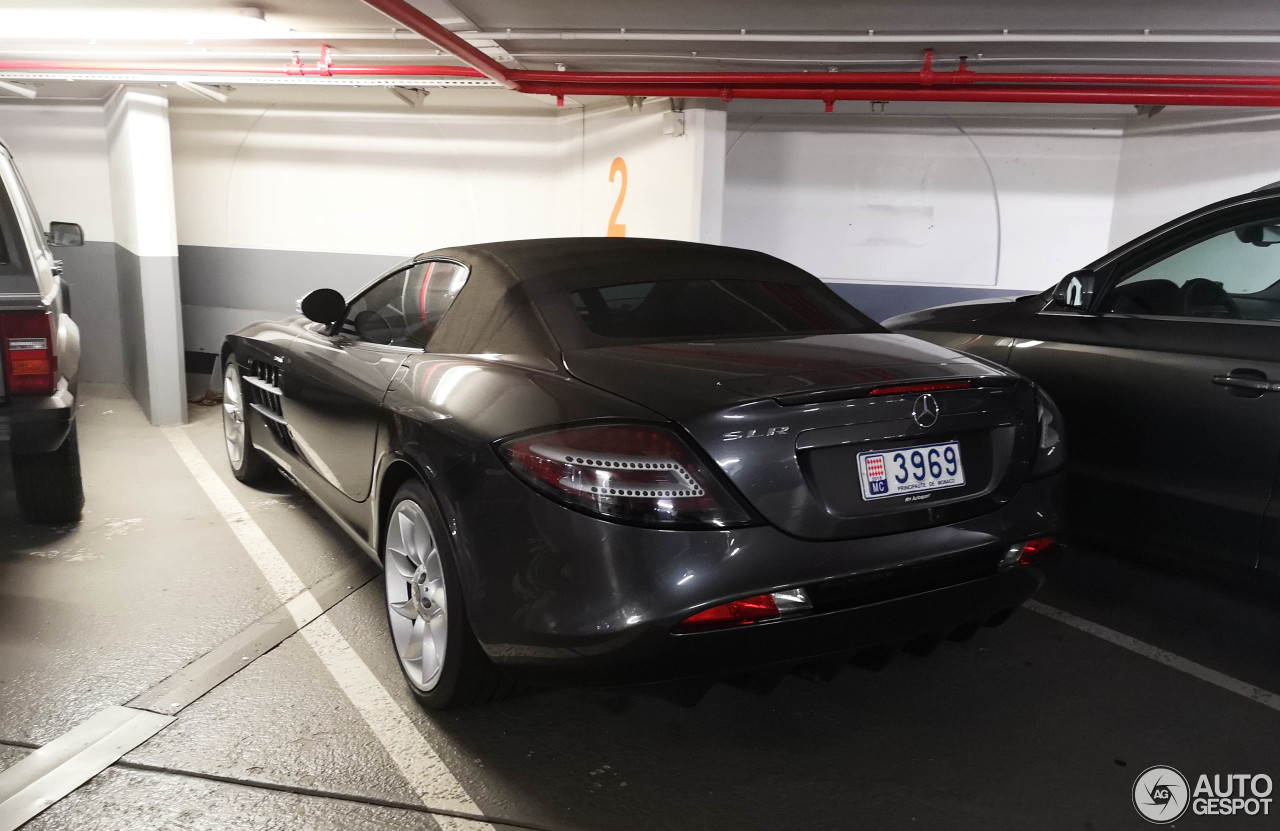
xmin=882 ymin=294 xmax=1038 ymax=332
xmin=561 ymin=332 xmax=1008 ymax=421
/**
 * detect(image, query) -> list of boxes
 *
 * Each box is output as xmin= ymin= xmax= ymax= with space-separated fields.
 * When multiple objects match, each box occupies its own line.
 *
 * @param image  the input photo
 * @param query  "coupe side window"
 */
xmin=1105 ymin=217 xmax=1280 ymax=321
xmin=343 ymin=261 xmax=469 ymax=348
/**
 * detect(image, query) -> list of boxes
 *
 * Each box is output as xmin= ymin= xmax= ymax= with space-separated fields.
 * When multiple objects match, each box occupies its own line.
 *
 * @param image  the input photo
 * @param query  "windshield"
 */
xmin=567 ymin=278 xmax=873 ymax=344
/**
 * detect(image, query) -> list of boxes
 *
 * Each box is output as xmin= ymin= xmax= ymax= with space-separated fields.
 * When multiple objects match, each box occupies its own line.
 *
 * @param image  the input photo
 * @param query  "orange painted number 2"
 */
xmin=607 ymin=156 xmax=628 ymax=237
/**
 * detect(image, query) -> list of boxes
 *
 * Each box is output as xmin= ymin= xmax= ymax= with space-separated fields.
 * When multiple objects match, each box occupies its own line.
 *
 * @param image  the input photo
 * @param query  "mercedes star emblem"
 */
xmin=912 ymin=393 xmax=940 ymax=428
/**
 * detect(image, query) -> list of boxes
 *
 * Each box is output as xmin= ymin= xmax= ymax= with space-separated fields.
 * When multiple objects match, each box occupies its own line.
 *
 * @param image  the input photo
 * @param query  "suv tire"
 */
xmin=13 ymin=421 xmax=85 ymax=525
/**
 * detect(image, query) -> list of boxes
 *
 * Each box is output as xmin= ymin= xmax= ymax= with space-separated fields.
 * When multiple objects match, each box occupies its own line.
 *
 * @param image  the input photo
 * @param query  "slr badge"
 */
xmin=723 ymin=426 xmax=790 ymax=441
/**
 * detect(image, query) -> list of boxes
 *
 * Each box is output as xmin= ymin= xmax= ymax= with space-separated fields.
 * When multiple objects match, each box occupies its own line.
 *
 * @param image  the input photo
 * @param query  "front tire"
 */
xmin=13 ymin=421 xmax=84 ymax=525
xmin=223 ymin=361 xmax=271 ymax=484
xmin=382 ymin=479 xmax=513 ymax=710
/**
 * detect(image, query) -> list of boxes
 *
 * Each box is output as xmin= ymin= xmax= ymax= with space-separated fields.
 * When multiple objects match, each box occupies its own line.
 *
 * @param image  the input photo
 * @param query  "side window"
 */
xmin=342 ymin=261 xmax=469 ymax=348
xmin=1106 ymin=218 xmax=1280 ymax=321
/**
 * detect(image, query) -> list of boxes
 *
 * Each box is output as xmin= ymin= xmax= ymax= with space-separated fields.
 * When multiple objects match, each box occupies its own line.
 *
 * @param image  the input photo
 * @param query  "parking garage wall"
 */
xmin=0 ymin=103 xmax=126 ymax=385
xmin=1111 ymin=110 xmax=1280 ymax=248
xmin=722 ymin=114 xmax=1126 ymax=321
xmin=168 ymin=101 xmax=723 ymax=369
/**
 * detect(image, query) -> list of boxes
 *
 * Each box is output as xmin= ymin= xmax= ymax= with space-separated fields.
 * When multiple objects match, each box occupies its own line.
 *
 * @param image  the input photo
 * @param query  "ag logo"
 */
xmin=1133 ymin=766 xmax=1190 ymax=823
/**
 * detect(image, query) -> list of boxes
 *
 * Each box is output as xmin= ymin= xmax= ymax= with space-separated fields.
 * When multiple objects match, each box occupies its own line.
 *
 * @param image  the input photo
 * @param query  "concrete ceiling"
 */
xmin=0 ymin=0 xmax=1278 ymax=107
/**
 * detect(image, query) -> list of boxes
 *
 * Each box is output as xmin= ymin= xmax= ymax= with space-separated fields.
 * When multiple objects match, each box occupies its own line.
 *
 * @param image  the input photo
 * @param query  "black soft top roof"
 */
xmin=423 ymin=237 xmax=842 ymax=357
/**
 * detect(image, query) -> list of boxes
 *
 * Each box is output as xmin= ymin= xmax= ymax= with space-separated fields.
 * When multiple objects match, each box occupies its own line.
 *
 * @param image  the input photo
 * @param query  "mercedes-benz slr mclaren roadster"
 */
xmin=221 ymin=238 xmax=1065 ymax=709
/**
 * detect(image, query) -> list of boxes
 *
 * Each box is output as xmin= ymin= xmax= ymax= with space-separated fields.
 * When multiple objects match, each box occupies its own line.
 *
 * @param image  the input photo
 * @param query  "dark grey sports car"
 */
xmin=885 ymin=185 xmax=1280 ymax=582
xmin=221 ymin=238 xmax=1064 ymax=708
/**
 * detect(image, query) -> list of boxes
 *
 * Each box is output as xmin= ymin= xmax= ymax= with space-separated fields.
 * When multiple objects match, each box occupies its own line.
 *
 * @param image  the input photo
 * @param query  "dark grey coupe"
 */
xmin=886 ymin=185 xmax=1280 ymax=583
xmin=221 ymin=238 xmax=1064 ymax=708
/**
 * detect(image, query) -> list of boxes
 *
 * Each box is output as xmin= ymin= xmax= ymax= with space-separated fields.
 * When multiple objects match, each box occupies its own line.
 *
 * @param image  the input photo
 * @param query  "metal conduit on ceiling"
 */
xmin=4 ymin=0 xmax=1280 ymax=108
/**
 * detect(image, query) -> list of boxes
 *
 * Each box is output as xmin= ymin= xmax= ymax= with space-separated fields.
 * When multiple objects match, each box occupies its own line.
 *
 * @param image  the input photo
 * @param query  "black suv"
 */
xmin=0 ymin=140 xmax=85 ymax=524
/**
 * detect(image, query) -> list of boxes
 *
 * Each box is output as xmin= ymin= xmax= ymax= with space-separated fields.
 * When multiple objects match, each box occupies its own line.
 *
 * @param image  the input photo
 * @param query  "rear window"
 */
xmin=568 ymin=278 xmax=871 ymax=342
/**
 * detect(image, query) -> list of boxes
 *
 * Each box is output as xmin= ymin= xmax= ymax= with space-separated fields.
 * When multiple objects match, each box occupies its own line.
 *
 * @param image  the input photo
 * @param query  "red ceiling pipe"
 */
xmin=359 ymin=0 xmax=517 ymax=89
xmin=5 ymin=57 xmax=1280 ymax=105
xmin=512 ymin=68 xmax=1280 ymax=89
xmin=516 ymin=82 xmax=1280 ymax=107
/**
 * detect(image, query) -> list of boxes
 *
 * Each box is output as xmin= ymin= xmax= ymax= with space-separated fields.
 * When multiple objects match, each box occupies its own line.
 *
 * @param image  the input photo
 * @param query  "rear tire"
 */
xmin=223 ymin=361 xmax=271 ymax=484
xmin=383 ymin=478 xmax=513 ymax=710
xmin=13 ymin=421 xmax=85 ymax=525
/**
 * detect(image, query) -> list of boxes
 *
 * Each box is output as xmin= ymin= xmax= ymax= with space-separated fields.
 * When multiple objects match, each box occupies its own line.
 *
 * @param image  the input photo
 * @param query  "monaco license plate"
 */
xmin=857 ymin=441 xmax=966 ymax=501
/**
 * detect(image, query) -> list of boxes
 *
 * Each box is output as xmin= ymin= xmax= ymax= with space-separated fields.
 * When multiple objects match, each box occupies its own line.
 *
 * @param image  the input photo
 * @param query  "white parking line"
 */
xmin=1026 ymin=600 xmax=1280 ymax=713
xmin=162 ymin=427 xmax=492 ymax=831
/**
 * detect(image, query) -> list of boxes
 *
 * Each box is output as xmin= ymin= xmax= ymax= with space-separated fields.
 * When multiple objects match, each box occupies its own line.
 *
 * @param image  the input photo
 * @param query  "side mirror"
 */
xmin=1050 ymin=269 xmax=1099 ymax=313
xmin=300 ymin=288 xmax=346 ymax=326
xmin=47 ymin=221 xmax=84 ymax=247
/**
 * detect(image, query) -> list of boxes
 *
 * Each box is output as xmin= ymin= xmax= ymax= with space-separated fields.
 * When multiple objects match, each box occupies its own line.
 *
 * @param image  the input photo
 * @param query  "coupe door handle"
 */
xmin=1212 ymin=372 xmax=1280 ymax=394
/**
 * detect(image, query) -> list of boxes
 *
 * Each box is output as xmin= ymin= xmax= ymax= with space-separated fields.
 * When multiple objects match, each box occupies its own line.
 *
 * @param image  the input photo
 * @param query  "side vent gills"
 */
xmin=244 ymin=359 xmax=296 ymax=454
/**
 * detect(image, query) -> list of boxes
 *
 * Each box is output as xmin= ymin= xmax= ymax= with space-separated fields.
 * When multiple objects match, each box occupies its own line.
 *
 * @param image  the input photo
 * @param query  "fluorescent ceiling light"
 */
xmin=0 ymin=7 xmax=291 ymax=41
xmin=176 ymin=81 xmax=229 ymax=103
xmin=0 ymin=80 xmax=37 ymax=99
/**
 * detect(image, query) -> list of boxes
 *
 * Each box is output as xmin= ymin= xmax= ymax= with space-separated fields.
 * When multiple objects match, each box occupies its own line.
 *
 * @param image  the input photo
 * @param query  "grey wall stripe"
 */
xmin=173 ymin=244 xmax=1032 ymax=350
xmin=178 ymin=245 xmax=403 ymax=356
xmin=58 ymin=242 xmax=125 ymax=385
xmin=113 ymin=245 xmax=149 ymax=416
xmin=178 ymin=245 xmax=403 ymax=312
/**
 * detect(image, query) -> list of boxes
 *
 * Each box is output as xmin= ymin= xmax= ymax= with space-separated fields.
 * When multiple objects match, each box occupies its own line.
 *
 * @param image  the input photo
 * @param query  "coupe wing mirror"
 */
xmin=300 ymin=288 xmax=347 ymax=326
xmin=1050 ymin=269 xmax=1099 ymax=313
xmin=47 ymin=221 xmax=84 ymax=247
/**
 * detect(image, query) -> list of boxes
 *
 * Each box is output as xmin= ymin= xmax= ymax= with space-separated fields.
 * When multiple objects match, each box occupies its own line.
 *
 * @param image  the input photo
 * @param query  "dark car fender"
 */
xmin=884 ymin=294 xmax=1044 ymax=366
xmin=369 ymin=355 xmax=665 ymax=592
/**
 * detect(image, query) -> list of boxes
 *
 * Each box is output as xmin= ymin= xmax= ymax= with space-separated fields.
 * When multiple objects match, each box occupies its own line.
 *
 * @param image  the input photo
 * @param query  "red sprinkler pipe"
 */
xmin=511 ymin=68 xmax=1280 ymax=90
xmin=515 ymin=82 xmax=1280 ymax=108
xmin=5 ymin=56 xmax=1280 ymax=106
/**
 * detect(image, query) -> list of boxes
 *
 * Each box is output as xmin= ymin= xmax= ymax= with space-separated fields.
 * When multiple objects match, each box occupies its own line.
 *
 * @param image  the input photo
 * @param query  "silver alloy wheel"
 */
xmin=223 ymin=364 xmax=245 ymax=469
xmin=384 ymin=498 xmax=448 ymax=691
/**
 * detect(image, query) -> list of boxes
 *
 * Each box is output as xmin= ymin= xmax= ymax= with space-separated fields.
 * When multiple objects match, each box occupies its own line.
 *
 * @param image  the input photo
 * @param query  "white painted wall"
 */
xmin=723 ymin=114 xmax=1124 ymax=292
xmin=1110 ymin=110 xmax=1280 ymax=248
xmin=171 ymin=107 xmax=574 ymax=255
xmin=169 ymin=100 xmax=725 ymax=256
xmin=572 ymin=102 xmax=725 ymax=242
xmin=0 ymin=104 xmax=115 ymax=242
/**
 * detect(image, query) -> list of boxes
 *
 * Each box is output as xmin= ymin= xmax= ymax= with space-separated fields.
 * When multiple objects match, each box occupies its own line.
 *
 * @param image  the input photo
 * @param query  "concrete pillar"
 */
xmin=104 ymin=86 xmax=186 ymax=425
xmin=686 ymin=107 xmax=727 ymax=245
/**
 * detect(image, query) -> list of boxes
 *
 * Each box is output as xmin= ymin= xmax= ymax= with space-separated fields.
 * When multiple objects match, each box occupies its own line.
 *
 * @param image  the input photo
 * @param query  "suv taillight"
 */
xmin=497 ymin=423 xmax=755 ymax=529
xmin=1 ymin=311 xmax=58 ymax=396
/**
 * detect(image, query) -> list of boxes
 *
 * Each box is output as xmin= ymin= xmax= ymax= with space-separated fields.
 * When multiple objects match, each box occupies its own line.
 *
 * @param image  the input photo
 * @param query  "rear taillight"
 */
xmin=497 ymin=423 xmax=755 ymax=529
xmin=1000 ymin=536 xmax=1057 ymax=569
xmin=675 ymin=588 xmax=812 ymax=632
xmin=1 ymin=312 xmax=58 ymax=396
xmin=869 ymin=380 xmax=971 ymax=396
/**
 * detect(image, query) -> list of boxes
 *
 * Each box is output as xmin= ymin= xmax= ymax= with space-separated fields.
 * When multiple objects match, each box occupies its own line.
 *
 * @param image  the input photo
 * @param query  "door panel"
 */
xmin=284 ymin=334 xmax=407 ymax=501
xmin=1010 ymin=312 xmax=1280 ymax=570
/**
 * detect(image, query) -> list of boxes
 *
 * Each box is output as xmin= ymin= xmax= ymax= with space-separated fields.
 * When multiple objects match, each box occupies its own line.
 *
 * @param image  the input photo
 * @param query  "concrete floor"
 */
xmin=2 ymin=386 xmax=1279 ymax=830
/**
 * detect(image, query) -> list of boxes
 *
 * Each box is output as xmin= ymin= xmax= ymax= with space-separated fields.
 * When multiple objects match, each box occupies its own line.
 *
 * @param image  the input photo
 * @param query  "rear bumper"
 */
xmin=0 ymin=380 xmax=75 ymax=453
xmin=439 ymin=451 xmax=1065 ymax=686
xmin=492 ymin=560 xmax=1055 ymax=687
